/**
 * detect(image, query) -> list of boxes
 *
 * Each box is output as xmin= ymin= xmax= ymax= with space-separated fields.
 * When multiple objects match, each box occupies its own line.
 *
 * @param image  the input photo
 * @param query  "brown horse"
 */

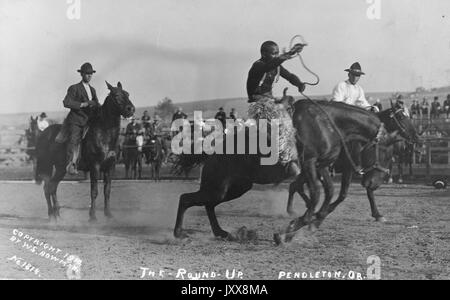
xmin=35 ymin=82 xmax=135 ymax=221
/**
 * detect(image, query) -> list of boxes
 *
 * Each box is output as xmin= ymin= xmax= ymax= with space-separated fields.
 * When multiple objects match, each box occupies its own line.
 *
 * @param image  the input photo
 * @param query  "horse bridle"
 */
xmin=389 ymin=108 xmax=410 ymax=140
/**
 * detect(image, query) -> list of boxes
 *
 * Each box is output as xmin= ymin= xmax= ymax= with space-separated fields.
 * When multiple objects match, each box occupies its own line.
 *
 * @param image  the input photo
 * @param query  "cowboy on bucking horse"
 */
xmin=246 ymin=40 xmax=306 ymax=178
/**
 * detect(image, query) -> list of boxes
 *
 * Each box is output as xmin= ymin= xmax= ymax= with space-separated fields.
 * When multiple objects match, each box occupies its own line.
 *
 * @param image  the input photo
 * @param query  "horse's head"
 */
xmin=25 ymin=116 xmax=39 ymax=142
xmin=377 ymin=100 xmax=419 ymax=144
xmin=105 ymin=81 xmax=135 ymax=118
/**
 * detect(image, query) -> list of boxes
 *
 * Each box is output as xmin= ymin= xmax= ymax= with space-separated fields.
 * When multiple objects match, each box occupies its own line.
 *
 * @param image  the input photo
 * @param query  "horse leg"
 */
xmin=137 ymin=153 xmax=142 ymax=180
xmin=398 ymin=161 xmax=403 ymax=183
xmin=89 ymin=164 xmax=100 ymax=222
xmin=328 ymin=167 xmax=353 ymax=214
xmin=43 ymin=176 xmax=54 ymax=221
xmin=174 ymin=190 xmax=210 ymax=238
xmin=103 ymin=170 xmax=113 ymax=219
xmin=286 ymin=174 xmax=308 ymax=216
xmin=50 ymin=167 xmax=65 ymax=219
xmin=313 ymin=168 xmax=335 ymax=227
xmin=206 ymin=180 xmax=253 ymax=239
xmin=367 ymin=188 xmax=386 ymax=222
xmin=285 ymin=159 xmax=320 ymax=235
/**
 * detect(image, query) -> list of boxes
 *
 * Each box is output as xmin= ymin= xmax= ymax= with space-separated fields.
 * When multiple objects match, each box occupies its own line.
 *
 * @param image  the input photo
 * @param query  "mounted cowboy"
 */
xmin=58 ymin=62 xmax=100 ymax=175
xmin=331 ymin=62 xmax=380 ymax=174
xmin=246 ymin=40 xmax=306 ymax=177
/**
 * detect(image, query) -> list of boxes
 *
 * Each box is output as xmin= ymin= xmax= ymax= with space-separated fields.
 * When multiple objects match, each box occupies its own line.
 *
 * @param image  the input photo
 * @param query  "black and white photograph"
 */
xmin=0 ymin=0 xmax=449 ymax=283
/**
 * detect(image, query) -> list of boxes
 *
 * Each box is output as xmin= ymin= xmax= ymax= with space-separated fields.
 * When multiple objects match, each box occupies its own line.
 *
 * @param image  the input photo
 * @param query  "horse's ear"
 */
xmin=106 ymin=81 xmax=114 ymax=90
xmin=117 ymin=82 xmax=122 ymax=90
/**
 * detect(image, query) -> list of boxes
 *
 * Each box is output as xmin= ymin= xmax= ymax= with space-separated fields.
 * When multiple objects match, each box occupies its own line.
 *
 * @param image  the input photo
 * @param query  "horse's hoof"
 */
xmin=273 ymin=233 xmax=283 ymax=246
xmin=375 ymin=216 xmax=387 ymax=223
xmin=89 ymin=216 xmax=97 ymax=223
xmin=174 ymin=229 xmax=188 ymax=239
xmin=104 ymin=211 xmax=114 ymax=219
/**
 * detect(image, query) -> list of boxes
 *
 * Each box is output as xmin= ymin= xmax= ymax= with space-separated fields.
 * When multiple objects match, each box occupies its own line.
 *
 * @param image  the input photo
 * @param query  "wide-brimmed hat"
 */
xmin=77 ymin=62 xmax=96 ymax=74
xmin=40 ymin=112 xmax=47 ymax=118
xmin=345 ymin=62 xmax=365 ymax=76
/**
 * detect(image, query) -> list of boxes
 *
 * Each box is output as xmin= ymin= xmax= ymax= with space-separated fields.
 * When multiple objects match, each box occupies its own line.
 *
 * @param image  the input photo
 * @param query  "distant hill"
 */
xmin=1 ymin=86 xmax=449 ymax=133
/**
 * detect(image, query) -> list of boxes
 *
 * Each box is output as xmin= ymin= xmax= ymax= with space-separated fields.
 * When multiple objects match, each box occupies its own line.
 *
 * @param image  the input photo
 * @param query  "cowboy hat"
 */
xmin=345 ymin=62 xmax=365 ymax=76
xmin=77 ymin=62 xmax=96 ymax=74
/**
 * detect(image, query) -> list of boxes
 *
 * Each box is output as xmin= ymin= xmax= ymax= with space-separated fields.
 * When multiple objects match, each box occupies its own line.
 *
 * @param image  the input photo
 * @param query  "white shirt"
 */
xmin=37 ymin=118 xmax=49 ymax=131
xmin=331 ymin=80 xmax=371 ymax=108
xmin=82 ymin=82 xmax=93 ymax=100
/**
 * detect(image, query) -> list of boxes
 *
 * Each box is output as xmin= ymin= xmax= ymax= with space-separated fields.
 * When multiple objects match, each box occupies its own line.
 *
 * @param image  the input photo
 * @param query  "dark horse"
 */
xmin=278 ymin=101 xmax=418 ymax=243
xmin=143 ymin=135 xmax=165 ymax=181
xmin=173 ymin=96 xmax=414 ymax=241
xmin=35 ymin=82 xmax=135 ymax=221
xmin=286 ymin=106 xmax=418 ymax=224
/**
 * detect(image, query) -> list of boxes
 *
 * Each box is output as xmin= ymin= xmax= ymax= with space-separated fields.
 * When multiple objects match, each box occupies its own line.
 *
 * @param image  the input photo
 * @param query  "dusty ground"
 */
xmin=0 ymin=179 xmax=448 ymax=280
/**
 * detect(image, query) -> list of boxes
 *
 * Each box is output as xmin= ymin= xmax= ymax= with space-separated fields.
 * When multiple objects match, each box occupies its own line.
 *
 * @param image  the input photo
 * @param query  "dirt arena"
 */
xmin=0 ymin=178 xmax=448 ymax=280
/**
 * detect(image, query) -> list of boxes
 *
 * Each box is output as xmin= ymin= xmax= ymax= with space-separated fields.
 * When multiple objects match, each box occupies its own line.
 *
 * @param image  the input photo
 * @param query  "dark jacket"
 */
xmin=246 ymin=57 xmax=302 ymax=102
xmin=63 ymin=82 xmax=99 ymax=126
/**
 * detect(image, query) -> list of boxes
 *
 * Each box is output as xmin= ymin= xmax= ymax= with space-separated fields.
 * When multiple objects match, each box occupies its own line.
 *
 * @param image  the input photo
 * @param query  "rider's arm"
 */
xmin=63 ymin=86 xmax=84 ymax=110
xmin=280 ymin=66 xmax=305 ymax=92
xmin=357 ymin=87 xmax=372 ymax=109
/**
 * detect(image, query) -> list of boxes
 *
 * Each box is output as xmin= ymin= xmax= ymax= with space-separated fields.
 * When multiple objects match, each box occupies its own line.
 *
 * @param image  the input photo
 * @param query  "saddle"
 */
xmin=55 ymin=123 xmax=89 ymax=144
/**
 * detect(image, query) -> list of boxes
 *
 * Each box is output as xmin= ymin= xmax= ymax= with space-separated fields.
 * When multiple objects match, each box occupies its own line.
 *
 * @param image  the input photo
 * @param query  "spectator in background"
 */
xmin=141 ymin=110 xmax=151 ymax=130
xmin=215 ymin=107 xmax=227 ymax=128
xmin=172 ymin=107 xmax=187 ymax=122
xmin=230 ymin=108 xmax=237 ymax=121
xmin=153 ymin=114 xmax=164 ymax=135
xmin=431 ymin=96 xmax=441 ymax=119
xmin=421 ymin=98 xmax=429 ymax=120
xmin=37 ymin=112 xmax=49 ymax=132
xmin=373 ymin=99 xmax=383 ymax=112
xmin=443 ymin=94 xmax=450 ymax=119
xmin=410 ymin=99 xmax=421 ymax=119
xmin=125 ymin=116 xmax=140 ymax=142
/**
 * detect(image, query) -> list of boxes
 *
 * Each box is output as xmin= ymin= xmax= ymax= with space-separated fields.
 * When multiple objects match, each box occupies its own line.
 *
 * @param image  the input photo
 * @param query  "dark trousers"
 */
xmin=67 ymin=124 xmax=84 ymax=164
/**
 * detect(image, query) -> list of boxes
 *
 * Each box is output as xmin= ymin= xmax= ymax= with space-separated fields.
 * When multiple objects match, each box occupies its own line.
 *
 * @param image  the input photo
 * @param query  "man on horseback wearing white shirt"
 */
xmin=331 ymin=62 xmax=379 ymax=175
xmin=331 ymin=62 xmax=379 ymax=111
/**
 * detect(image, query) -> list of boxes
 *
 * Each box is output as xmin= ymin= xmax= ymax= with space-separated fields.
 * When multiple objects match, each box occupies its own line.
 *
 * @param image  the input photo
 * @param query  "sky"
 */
xmin=1 ymin=0 xmax=450 ymax=114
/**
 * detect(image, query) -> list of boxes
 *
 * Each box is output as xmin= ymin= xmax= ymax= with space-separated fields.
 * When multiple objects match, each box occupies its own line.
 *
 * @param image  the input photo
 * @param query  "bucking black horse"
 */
xmin=35 ymin=82 xmax=135 ymax=221
xmin=173 ymin=95 xmax=417 ymax=243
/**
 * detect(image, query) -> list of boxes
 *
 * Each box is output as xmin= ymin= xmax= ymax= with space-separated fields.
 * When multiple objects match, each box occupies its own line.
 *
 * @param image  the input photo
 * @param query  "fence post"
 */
xmin=448 ymin=140 xmax=450 ymax=165
xmin=426 ymin=140 xmax=431 ymax=183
